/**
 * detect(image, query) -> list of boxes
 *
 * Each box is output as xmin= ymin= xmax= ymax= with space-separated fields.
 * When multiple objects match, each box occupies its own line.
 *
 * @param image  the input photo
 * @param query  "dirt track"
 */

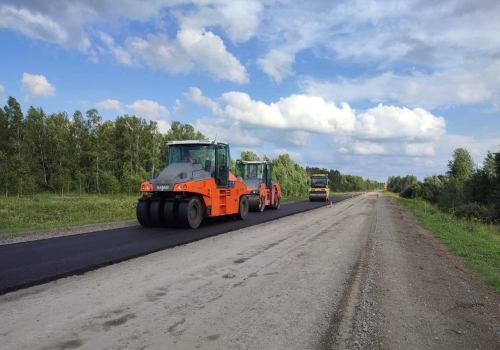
xmin=1 ymin=193 xmax=499 ymax=349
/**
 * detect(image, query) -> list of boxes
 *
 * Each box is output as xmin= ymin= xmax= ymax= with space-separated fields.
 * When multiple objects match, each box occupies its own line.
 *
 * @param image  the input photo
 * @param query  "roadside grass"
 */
xmin=385 ymin=192 xmax=500 ymax=293
xmin=0 ymin=191 xmax=357 ymax=235
xmin=0 ymin=194 xmax=138 ymax=234
xmin=0 ymin=193 xmax=313 ymax=234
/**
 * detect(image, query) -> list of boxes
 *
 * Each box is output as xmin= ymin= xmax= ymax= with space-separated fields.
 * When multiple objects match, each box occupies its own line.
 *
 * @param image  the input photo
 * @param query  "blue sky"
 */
xmin=1 ymin=0 xmax=499 ymax=182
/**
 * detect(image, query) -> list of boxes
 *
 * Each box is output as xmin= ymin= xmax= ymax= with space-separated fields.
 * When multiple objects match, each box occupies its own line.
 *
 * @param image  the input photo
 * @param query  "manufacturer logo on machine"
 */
xmin=156 ymin=185 xmax=170 ymax=190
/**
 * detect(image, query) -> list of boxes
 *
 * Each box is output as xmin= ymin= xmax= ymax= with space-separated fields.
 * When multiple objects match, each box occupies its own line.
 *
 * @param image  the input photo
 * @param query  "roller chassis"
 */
xmin=236 ymin=160 xmax=282 ymax=212
xmin=136 ymin=140 xmax=250 ymax=229
xmin=309 ymin=174 xmax=330 ymax=202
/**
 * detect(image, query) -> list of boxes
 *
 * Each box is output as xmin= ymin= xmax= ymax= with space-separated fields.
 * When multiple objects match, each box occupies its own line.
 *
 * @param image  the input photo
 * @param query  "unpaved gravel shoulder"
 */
xmin=0 ymin=220 xmax=138 ymax=245
xmin=353 ymin=196 xmax=500 ymax=350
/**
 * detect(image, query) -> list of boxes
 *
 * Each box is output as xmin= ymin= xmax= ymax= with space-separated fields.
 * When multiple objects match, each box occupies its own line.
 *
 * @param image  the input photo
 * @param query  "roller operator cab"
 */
xmin=137 ymin=140 xmax=249 ymax=229
xmin=235 ymin=160 xmax=282 ymax=212
xmin=309 ymin=174 xmax=330 ymax=202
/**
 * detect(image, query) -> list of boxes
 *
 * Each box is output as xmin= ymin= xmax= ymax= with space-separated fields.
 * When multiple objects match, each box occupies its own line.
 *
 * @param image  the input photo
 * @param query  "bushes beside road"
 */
xmin=387 ymin=147 xmax=500 ymax=224
xmin=387 ymin=192 xmax=500 ymax=293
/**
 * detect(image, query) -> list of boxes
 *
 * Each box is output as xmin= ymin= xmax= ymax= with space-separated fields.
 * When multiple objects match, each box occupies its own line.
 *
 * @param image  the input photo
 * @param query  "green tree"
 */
xmin=272 ymin=154 xmax=309 ymax=197
xmin=447 ymin=148 xmax=474 ymax=181
xmin=419 ymin=175 xmax=445 ymax=203
xmin=239 ymin=151 xmax=260 ymax=161
xmin=166 ymin=121 xmax=204 ymax=141
xmin=3 ymin=97 xmax=31 ymax=196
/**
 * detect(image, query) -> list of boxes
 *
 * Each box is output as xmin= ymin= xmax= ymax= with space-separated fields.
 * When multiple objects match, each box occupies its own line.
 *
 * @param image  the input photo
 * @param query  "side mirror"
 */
xmin=145 ymin=161 xmax=151 ymax=172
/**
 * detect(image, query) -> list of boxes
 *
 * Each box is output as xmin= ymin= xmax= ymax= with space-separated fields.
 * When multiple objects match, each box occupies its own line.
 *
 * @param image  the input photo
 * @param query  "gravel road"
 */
xmin=1 ymin=193 xmax=499 ymax=349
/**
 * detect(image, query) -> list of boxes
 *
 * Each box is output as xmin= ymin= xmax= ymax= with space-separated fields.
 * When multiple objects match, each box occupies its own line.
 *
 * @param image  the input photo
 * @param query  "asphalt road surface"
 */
xmin=0 ymin=195 xmax=356 ymax=295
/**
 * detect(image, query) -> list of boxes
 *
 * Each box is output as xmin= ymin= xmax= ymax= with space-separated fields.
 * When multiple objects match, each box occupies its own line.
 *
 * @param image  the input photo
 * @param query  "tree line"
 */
xmin=0 ymin=96 xmax=382 ymax=198
xmin=387 ymin=148 xmax=500 ymax=224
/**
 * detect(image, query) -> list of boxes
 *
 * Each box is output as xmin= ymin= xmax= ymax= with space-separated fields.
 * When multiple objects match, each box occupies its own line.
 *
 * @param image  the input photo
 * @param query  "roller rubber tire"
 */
xmin=272 ymin=193 xmax=281 ymax=209
xmin=179 ymin=197 xmax=203 ymax=229
xmin=259 ymin=196 xmax=265 ymax=212
xmin=237 ymin=195 xmax=249 ymax=220
xmin=149 ymin=200 xmax=165 ymax=227
xmin=163 ymin=200 xmax=179 ymax=228
xmin=136 ymin=199 xmax=151 ymax=227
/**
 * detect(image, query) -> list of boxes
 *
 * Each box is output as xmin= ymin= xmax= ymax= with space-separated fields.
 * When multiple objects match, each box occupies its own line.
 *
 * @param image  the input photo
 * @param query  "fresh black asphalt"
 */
xmin=0 ymin=195 xmax=358 ymax=295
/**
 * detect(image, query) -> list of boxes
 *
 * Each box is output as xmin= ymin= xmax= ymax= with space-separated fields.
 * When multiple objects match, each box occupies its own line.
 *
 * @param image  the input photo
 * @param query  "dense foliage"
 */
xmin=387 ymin=148 xmax=500 ymax=224
xmin=0 ymin=96 xmax=203 ymax=197
xmin=1 ymin=96 xmax=381 ymax=199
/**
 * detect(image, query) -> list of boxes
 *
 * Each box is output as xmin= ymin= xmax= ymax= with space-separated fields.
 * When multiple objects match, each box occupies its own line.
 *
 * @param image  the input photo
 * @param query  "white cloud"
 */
xmin=126 ymin=100 xmax=171 ymax=133
xmin=276 ymin=130 xmax=312 ymax=147
xmin=301 ymin=62 xmax=500 ymax=109
xmin=124 ymin=34 xmax=192 ymax=73
xmin=269 ymin=148 xmax=304 ymax=163
xmin=435 ymin=134 xmax=500 ymax=166
xmin=21 ymin=73 xmax=55 ymax=101
xmin=0 ymin=4 xmax=89 ymax=51
xmin=177 ymin=29 xmax=249 ymax=83
xmin=96 ymin=29 xmax=249 ymax=83
xmin=192 ymin=117 xmax=262 ymax=148
xmin=350 ymin=142 xmax=387 ymax=155
xmin=173 ymin=99 xmax=187 ymax=115
xmin=88 ymin=49 xmax=99 ymax=64
xmin=187 ymin=87 xmax=447 ymax=162
xmin=404 ymin=142 xmax=436 ymax=157
xmin=188 ymin=88 xmax=446 ymax=143
xmin=0 ymin=84 xmax=4 ymax=92
xmin=257 ymin=49 xmax=295 ymax=83
xmin=184 ymin=87 xmax=221 ymax=114
xmin=175 ymin=0 xmax=262 ymax=43
xmin=97 ymin=31 xmax=135 ymax=66
xmin=218 ymin=92 xmax=356 ymax=134
xmin=355 ymin=104 xmax=446 ymax=142
xmin=96 ymin=99 xmax=123 ymax=113
xmin=126 ymin=100 xmax=170 ymax=121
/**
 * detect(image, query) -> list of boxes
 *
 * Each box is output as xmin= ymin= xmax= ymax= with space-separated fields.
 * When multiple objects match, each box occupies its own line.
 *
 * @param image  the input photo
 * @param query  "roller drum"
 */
xmin=309 ymin=192 xmax=327 ymax=202
xmin=248 ymin=195 xmax=263 ymax=212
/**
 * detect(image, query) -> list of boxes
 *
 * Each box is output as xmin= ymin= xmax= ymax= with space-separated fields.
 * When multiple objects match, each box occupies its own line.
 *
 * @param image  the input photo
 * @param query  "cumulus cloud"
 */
xmin=21 ymin=73 xmax=55 ymax=101
xmin=269 ymin=148 xmax=305 ymax=163
xmin=126 ymin=100 xmax=169 ymax=121
xmin=173 ymin=99 xmax=187 ymax=116
xmin=96 ymin=30 xmax=248 ymax=83
xmin=355 ymin=104 xmax=446 ymax=142
xmin=257 ymin=49 xmax=295 ymax=83
xmin=174 ymin=0 xmax=262 ymax=43
xmin=124 ymin=33 xmax=192 ymax=73
xmin=96 ymin=99 xmax=123 ymax=113
xmin=126 ymin=100 xmax=170 ymax=133
xmin=187 ymin=87 xmax=447 ymax=158
xmin=218 ymin=92 xmax=356 ymax=134
xmin=177 ymin=29 xmax=249 ymax=83
xmin=0 ymin=84 xmax=4 ymax=92
xmin=184 ymin=87 xmax=221 ymax=114
xmin=192 ymin=117 xmax=262 ymax=148
xmin=0 ymin=4 xmax=89 ymax=51
xmin=97 ymin=31 xmax=135 ymax=66
xmin=301 ymin=62 xmax=500 ymax=109
xmin=271 ymin=130 xmax=312 ymax=148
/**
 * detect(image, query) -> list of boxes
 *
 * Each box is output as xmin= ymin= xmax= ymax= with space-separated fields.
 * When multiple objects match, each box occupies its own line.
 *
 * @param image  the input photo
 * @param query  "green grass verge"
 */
xmin=0 ymin=194 xmax=139 ymax=234
xmin=0 ymin=191 xmax=357 ymax=235
xmin=385 ymin=192 xmax=500 ymax=293
xmin=0 ymin=193 xmax=313 ymax=234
